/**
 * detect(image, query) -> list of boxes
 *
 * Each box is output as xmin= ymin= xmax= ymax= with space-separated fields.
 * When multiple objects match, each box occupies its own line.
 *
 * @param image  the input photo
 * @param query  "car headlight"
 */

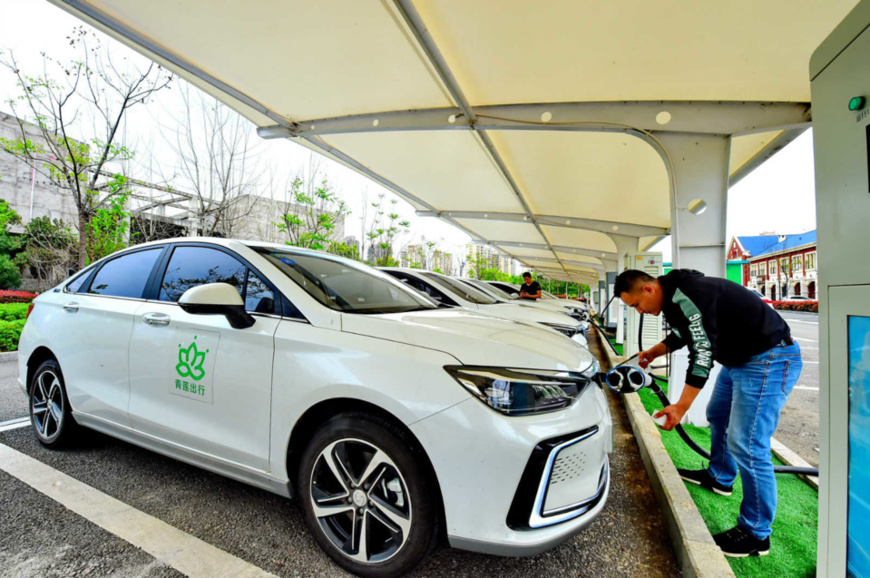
xmin=540 ymin=322 xmax=580 ymax=337
xmin=444 ymin=366 xmax=592 ymax=416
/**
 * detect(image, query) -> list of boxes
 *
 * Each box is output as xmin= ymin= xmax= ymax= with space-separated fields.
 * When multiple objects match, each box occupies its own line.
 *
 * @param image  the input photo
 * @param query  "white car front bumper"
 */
xmin=410 ymin=382 xmax=612 ymax=556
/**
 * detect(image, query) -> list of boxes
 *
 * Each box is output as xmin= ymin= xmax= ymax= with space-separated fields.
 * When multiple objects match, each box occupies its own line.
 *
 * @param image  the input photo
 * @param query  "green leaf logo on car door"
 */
xmin=176 ymin=337 xmax=208 ymax=381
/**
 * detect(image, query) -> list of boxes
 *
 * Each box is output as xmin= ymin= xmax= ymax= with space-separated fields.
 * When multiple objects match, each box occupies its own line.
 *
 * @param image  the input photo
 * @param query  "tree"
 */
xmin=86 ymin=184 xmax=133 ymax=263
xmin=163 ymin=83 xmax=260 ymax=237
xmin=23 ymin=216 xmax=77 ymax=292
xmin=0 ymin=200 xmax=24 ymax=289
xmin=276 ymin=176 xmax=349 ymax=250
xmin=0 ymin=28 xmax=172 ymax=268
xmin=365 ymin=194 xmax=409 ymax=266
xmin=327 ymin=240 xmax=360 ymax=261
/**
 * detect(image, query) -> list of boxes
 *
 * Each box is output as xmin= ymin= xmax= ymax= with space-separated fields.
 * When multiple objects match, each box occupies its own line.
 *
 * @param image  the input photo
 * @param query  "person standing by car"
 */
xmin=615 ymin=268 xmax=802 ymax=558
xmin=518 ymin=272 xmax=542 ymax=300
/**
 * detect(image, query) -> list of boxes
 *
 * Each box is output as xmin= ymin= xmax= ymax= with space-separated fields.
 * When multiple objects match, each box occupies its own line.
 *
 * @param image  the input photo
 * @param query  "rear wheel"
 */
xmin=29 ymin=359 xmax=77 ymax=447
xmin=298 ymin=412 xmax=439 ymax=578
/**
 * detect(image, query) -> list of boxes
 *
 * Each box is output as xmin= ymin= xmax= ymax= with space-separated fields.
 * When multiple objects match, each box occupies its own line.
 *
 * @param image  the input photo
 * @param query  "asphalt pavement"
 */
xmin=0 ymin=344 xmax=681 ymax=578
xmin=775 ymin=310 xmax=820 ymax=468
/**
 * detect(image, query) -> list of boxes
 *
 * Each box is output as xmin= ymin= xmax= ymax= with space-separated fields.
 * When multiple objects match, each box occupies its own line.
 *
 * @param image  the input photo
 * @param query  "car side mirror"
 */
xmin=178 ymin=283 xmax=256 ymax=329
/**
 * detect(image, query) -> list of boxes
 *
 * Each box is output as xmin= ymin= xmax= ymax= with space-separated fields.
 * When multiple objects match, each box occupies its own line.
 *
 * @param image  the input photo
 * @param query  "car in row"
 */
xmin=487 ymin=281 xmax=590 ymax=322
xmin=19 ymin=238 xmax=612 ymax=578
xmin=379 ymin=268 xmax=588 ymax=346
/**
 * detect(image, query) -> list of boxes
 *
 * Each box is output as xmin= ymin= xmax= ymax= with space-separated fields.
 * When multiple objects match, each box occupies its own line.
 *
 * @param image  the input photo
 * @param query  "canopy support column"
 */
xmin=656 ymin=133 xmax=731 ymax=278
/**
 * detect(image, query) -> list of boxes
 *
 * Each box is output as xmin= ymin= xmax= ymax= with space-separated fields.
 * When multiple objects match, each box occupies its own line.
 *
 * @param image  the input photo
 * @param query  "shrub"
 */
xmin=0 ymin=290 xmax=38 ymax=304
xmin=0 ymin=303 xmax=29 ymax=321
xmin=771 ymin=300 xmax=819 ymax=313
xmin=0 ymin=318 xmax=25 ymax=352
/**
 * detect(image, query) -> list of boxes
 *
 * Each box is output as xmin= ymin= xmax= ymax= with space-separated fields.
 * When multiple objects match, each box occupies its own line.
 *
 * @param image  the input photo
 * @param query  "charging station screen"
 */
xmin=849 ymin=316 xmax=870 ymax=577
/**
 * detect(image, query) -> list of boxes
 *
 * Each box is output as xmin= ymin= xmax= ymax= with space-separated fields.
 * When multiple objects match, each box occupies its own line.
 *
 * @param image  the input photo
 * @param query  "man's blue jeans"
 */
xmin=706 ymin=342 xmax=803 ymax=539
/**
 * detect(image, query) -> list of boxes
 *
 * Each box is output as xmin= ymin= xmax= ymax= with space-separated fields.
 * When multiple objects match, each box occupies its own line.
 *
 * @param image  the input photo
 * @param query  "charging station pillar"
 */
xmin=810 ymin=3 xmax=870 ymax=573
xmin=656 ymin=133 xmax=730 ymax=279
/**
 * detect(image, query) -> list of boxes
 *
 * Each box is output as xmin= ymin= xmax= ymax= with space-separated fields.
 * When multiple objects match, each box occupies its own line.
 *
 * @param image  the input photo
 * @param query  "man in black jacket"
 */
xmin=615 ymin=269 xmax=802 ymax=558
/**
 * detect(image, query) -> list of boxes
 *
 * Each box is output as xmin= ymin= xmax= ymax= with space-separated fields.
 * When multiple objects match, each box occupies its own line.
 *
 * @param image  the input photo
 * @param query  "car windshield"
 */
xmin=542 ymin=291 xmax=557 ymax=299
xmin=255 ymin=248 xmax=436 ymax=314
xmin=467 ymin=279 xmax=516 ymax=300
xmin=421 ymin=272 xmax=498 ymax=304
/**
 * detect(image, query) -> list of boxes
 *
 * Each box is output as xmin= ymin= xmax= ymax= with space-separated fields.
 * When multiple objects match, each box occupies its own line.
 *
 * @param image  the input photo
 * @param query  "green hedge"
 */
xmin=0 ymin=319 xmax=25 ymax=352
xmin=0 ymin=303 xmax=29 ymax=321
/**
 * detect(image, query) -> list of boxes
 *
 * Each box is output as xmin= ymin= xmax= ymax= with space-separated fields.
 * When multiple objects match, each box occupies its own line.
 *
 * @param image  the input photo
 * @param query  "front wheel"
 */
xmin=29 ymin=359 xmax=77 ymax=447
xmin=298 ymin=412 xmax=440 ymax=578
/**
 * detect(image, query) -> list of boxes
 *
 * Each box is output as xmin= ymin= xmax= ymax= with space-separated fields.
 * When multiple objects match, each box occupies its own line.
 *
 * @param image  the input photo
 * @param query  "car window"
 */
xmin=476 ymin=281 xmax=515 ymax=300
xmin=255 ymin=249 xmax=436 ymax=314
xmin=493 ymin=282 xmax=519 ymax=296
xmin=87 ymin=249 xmax=163 ymax=298
xmin=65 ymin=265 xmax=96 ymax=293
xmin=422 ymin=272 xmax=497 ymax=304
xmin=159 ymin=246 xmax=247 ymax=303
xmin=384 ymin=271 xmax=457 ymax=306
xmin=245 ymin=270 xmax=275 ymax=313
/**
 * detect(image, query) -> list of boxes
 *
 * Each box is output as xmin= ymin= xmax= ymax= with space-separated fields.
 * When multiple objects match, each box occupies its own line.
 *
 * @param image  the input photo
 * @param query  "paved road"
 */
xmin=0 ymin=344 xmax=680 ymax=578
xmin=775 ymin=310 xmax=820 ymax=468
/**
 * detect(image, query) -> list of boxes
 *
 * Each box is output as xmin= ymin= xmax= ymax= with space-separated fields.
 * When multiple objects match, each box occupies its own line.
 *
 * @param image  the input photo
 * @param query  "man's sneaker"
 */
xmin=713 ymin=525 xmax=770 ymax=557
xmin=677 ymin=468 xmax=733 ymax=496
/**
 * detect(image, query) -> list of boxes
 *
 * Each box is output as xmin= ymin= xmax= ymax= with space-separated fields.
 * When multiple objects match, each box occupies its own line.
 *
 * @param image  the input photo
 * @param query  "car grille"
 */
xmin=506 ymin=426 xmax=610 ymax=529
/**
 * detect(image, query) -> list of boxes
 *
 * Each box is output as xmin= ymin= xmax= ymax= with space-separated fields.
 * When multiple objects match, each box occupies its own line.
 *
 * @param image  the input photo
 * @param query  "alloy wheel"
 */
xmin=309 ymin=438 xmax=412 ymax=564
xmin=31 ymin=370 xmax=64 ymax=442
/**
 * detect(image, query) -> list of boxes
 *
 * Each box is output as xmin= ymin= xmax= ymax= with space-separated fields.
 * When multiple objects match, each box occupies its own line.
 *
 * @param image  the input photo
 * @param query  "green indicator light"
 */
xmin=849 ymin=96 xmax=866 ymax=111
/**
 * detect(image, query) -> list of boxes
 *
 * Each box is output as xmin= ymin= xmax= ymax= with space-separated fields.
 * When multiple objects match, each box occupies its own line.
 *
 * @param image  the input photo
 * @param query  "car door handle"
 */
xmin=62 ymin=302 xmax=79 ymax=313
xmin=142 ymin=313 xmax=171 ymax=327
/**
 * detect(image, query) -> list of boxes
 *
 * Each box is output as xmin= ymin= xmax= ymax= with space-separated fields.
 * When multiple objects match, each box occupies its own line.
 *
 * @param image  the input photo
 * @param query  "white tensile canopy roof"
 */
xmin=49 ymin=0 xmax=857 ymax=284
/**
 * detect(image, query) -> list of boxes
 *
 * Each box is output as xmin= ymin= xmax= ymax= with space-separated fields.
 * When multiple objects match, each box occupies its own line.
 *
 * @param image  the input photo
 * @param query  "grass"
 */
xmin=636 ymin=380 xmax=818 ymax=578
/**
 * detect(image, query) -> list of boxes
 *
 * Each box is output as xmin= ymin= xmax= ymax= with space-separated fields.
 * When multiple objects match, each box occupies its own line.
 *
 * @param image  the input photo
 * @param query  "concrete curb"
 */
xmin=0 ymin=351 xmax=17 ymax=362
xmin=595 ymin=335 xmax=735 ymax=578
xmin=771 ymin=436 xmax=819 ymax=490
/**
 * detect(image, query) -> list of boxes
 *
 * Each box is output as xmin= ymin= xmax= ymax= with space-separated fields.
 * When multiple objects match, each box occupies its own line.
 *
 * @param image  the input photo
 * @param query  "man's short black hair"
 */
xmin=614 ymin=269 xmax=656 ymax=296
xmin=522 ymin=272 xmax=532 ymax=278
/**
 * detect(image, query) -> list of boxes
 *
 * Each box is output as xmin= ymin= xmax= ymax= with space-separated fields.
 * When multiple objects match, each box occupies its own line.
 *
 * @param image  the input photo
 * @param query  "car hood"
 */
xmin=476 ymin=303 xmax=580 ymax=327
xmin=341 ymin=309 xmax=595 ymax=372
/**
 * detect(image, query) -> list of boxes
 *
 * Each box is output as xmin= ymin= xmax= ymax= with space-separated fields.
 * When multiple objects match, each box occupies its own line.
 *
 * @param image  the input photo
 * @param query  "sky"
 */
xmin=0 ymin=0 xmax=817 ymax=268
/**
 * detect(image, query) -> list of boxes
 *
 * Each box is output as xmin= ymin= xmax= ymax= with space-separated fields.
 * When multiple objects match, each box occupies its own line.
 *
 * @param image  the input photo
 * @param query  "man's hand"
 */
xmin=638 ymin=342 xmax=668 ymax=369
xmin=653 ymin=404 xmax=688 ymax=430
xmin=653 ymin=384 xmax=701 ymax=431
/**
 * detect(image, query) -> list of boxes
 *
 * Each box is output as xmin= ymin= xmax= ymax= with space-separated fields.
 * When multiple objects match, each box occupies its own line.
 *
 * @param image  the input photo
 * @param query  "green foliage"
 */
xmin=478 ymin=268 xmax=513 ymax=282
xmin=0 ymin=303 xmax=29 ymax=321
xmin=326 ymin=240 xmax=360 ymax=261
xmin=0 ymin=200 xmax=23 ymax=289
xmin=23 ymin=216 xmax=77 ymax=291
xmin=86 ymin=181 xmax=132 ymax=263
xmin=365 ymin=193 xmax=409 ymax=266
xmin=432 ymin=267 xmax=444 ymax=274
xmin=0 ymin=318 xmax=25 ymax=352
xmin=277 ymin=178 xmax=349 ymax=250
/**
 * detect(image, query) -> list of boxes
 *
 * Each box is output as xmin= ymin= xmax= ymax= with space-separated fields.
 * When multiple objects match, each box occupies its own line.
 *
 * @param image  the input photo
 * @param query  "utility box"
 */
xmin=623 ymin=252 xmax=663 ymax=358
xmin=811 ymin=2 xmax=870 ymax=575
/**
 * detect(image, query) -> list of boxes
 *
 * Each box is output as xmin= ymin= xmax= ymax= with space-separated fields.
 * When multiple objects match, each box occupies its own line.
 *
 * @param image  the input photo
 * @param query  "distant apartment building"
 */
xmin=466 ymin=241 xmax=522 ymax=277
xmin=726 ymin=231 xmax=818 ymax=299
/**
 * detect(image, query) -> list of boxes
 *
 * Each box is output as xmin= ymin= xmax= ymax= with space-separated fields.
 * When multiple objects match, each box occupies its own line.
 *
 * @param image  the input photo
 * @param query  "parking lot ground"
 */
xmin=0 ymin=348 xmax=680 ymax=578
xmin=776 ymin=310 xmax=820 ymax=468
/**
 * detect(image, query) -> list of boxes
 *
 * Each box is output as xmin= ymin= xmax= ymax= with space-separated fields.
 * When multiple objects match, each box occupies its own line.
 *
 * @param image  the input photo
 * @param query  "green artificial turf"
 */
xmin=636 ymin=381 xmax=818 ymax=578
xmin=607 ymin=338 xmax=624 ymax=356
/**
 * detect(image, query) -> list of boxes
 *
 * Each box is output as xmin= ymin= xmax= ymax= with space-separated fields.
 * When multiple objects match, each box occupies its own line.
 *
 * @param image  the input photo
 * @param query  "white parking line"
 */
xmin=794 ymin=386 xmax=819 ymax=391
xmin=0 ymin=418 xmax=30 ymax=433
xmin=0 ymin=443 xmax=278 ymax=578
xmin=787 ymin=319 xmax=819 ymax=325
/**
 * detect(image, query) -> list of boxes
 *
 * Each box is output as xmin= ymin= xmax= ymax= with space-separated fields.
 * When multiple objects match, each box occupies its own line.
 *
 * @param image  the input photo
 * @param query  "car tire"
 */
xmin=298 ymin=411 xmax=440 ymax=578
xmin=29 ymin=359 xmax=78 ymax=448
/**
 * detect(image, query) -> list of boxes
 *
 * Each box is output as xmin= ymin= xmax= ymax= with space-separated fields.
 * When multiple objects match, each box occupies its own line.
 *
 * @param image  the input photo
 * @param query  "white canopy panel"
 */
xmin=49 ymin=0 xmax=859 ymax=281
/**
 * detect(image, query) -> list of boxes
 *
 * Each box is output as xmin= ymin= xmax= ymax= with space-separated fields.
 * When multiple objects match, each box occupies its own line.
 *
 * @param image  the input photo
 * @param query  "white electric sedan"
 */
xmin=488 ymin=281 xmax=590 ymax=320
xmin=19 ymin=238 xmax=611 ymax=578
xmin=380 ymin=268 xmax=587 ymax=344
xmin=455 ymin=278 xmax=589 ymax=347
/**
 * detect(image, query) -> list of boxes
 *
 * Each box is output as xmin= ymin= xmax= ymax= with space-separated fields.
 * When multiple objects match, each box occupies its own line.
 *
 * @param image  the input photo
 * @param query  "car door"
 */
xmin=53 ymin=246 xmax=167 ymax=427
xmin=127 ymin=244 xmax=280 ymax=471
